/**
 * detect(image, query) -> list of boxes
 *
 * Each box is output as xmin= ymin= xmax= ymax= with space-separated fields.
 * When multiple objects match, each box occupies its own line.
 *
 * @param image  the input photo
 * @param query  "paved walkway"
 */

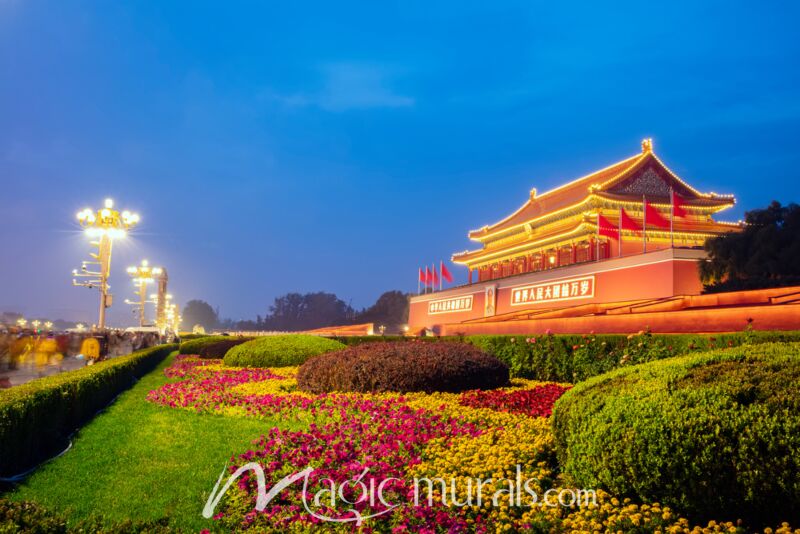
xmin=0 ymin=357 xmax=90 ymax=388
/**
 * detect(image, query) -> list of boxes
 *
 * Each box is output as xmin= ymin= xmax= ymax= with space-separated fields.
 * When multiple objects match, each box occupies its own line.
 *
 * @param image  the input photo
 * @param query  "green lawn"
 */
xmin=8 ymin=352 xmax=301 ymax=531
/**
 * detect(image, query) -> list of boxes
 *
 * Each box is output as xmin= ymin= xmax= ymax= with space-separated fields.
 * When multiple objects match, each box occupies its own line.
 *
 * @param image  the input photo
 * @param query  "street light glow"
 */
xmin=72 ymin=197 xmax=140 ymax=329
xmin=126 ymin=258 xmax=166 ymax=327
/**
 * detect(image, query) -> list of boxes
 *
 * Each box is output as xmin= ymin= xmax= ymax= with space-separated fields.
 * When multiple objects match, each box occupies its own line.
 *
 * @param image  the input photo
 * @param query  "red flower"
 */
xmin=459 ymin=384 xmax=571 ymax=418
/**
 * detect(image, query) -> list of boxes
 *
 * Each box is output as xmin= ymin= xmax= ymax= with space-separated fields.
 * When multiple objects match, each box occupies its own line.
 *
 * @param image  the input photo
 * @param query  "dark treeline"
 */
xmin=183 ymin=290 xmax=410 ymax=333
xmin=702 ymin=201 xmax=800 ymax=292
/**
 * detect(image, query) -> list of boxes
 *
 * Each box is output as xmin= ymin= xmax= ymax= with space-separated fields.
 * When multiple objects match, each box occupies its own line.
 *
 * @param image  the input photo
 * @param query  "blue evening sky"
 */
xmin=1 ymin=1 xmax=798 ymax=325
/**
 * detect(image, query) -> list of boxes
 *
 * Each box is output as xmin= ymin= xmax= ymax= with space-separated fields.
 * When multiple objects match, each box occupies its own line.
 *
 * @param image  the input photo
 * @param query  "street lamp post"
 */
xmin=150 ymin=291 xmax=174 ymax=332
xmin=125 ymin=260 xmax=162 ymax=327
xmin=164 ymin=302 xmax=181 ymax=332
xmin=72 ymin=198 xmax=140 ymax=330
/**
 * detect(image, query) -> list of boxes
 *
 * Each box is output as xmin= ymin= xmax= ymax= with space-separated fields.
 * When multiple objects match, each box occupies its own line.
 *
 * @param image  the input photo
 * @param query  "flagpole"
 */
xmin=670 ymin=187 xmax=675 ymax=248
xmin=439 ymin=262 xmax=443 ymax=291
xmin=642 ymin=194 xmax=647 ymax=254
xmin=427 ymin=265 xmax=431 ymax=294
xmin=418 ymin=269 xmax=421 ymax=295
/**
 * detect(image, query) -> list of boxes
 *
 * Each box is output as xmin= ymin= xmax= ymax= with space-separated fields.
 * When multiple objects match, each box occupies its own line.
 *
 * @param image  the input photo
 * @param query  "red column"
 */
xmin=468 ymin=269 xmax=473 ymax=284
xmin=571 ymin=243 xmax=577 ymax=264
xmin=590 ymin=237 xmax=596 ymax=261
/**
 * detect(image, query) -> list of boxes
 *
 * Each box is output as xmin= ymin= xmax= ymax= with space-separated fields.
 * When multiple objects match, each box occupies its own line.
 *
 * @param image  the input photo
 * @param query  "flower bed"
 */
xmin=459 ymin=384 xmax=571 ymax=418
xmin=144 ymin=356 xmax=795 ymax=533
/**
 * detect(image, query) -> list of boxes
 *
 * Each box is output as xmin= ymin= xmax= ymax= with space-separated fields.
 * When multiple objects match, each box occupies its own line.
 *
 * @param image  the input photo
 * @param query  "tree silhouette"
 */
xmin=701 ymin=201 xmax=800 ymax=292
xmin=265 ymin=292 xmax=354 ymax=331
xmin=357 ymin=290 xmax=410 ymax=330
xmin=182 ymin=300 xmax=220 ymax=331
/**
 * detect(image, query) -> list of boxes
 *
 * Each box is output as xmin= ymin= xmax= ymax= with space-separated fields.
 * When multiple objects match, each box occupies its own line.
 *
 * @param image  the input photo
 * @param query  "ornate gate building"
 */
xmin=407 ymin=139 xmax=766 ymax=334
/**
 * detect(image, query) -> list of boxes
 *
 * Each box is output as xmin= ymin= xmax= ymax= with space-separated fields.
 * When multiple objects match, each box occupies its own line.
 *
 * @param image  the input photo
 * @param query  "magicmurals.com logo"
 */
xmin=203 ymin=463 xmax=597 ymax=525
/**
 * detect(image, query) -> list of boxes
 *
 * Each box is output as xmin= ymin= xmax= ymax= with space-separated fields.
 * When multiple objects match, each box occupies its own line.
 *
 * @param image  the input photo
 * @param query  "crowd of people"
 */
xmin=0 ymin=328 xmax=173 ymax=388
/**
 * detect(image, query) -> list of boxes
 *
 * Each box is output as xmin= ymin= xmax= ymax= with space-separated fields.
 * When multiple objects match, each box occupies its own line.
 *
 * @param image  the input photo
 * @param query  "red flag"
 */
xmin=424 ymin=266 xmax=432 ymax=286
xmin=419 ymin=268 xmax=425 ymax=284
xmin=431 ymin=264 xmax=440 ymax=286
xmin=620 ymin=208 xmax=640 ymax=232
xmin=672 ymin=190 xmax=688 ymax=218
xmin=440 ymin=261 xmax=453 ymax=283
xmin=645 ymin=200 xmax=670 ymax=228
xmin=597 ymin=213 xmax=619 ymax=239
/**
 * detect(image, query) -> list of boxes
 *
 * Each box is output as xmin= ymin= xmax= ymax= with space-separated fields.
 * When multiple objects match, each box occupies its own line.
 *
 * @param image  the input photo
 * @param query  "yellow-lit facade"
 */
xmin=453 ymin=140 xmax=739 ymax=284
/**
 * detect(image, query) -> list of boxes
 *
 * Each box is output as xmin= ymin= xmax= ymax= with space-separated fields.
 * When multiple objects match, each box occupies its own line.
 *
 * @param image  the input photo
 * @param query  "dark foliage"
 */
xmin=702 ymin=275 xmax=800 ymax=293
xmin=701 ymin=201 xmax=800 ymax=291
xmin=355 ymin=290 xmax=410 ymax=332
xmin=178 ymin=335 xmax=230 ymax=355
xmin=297 ymin=341 xmax=509 ymax=394
xmin=196 ymin=338 xmax=251 ymax=359
xmin=552 ymin=342 xmax=800 ymax=527
xmin=181 ymin=300 xmax=219 ymax=331
xmin=228 ymin=290 xmax=410 ymax=333
xmin=0 ymin=344 xmax=176 ymax=477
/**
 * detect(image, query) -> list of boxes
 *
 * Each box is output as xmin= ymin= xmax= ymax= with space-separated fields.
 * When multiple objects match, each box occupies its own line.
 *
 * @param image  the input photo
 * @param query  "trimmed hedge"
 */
xmin=330 ymin=335 xmax=435 ymax=345
xmin=465 ymin=330 xmax=800 ymax=382
xmin=297 ymin=341 xmax=510 ymax=394
xmin=223 ymin=335 xmax=346 ymax=368
xmin=552 ymin=342 xmax=800 ymax=526
xmin=330 ymin=330 xmax=800 ymax=382
xmin=0 ymin=344 xmax=176 ymax=477
xmin=177 ymin=333 xmax=211 ymax=340
xmin=0 ymin=498 xmax=176 ymax=532
xmin=196 ymin=338 xmax=251 ymax=359
xmin=178 ymin=335 xmax=230 ymax=355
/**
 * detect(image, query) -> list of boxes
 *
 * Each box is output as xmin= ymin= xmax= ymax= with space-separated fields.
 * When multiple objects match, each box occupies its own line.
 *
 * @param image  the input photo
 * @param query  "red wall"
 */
xmin=409 ymin=249 xmax=706 ymax=332
xmin=439 ymin=303 xmax=800 ymax=335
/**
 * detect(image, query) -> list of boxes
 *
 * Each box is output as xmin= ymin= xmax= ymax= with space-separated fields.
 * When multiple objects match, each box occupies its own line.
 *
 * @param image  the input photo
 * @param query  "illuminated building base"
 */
xmin=409 ymin=248 xmax=800 ymax=334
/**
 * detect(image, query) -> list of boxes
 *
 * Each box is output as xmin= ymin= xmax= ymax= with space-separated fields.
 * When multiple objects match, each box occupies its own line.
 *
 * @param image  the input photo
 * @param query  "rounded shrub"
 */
xmin=297 ymin=341 xmax=510 ymax=394
xmin=223 ymin=335 xmax=345 ymax=368
xmin=552 ymin=342 xmax=800 ymax=526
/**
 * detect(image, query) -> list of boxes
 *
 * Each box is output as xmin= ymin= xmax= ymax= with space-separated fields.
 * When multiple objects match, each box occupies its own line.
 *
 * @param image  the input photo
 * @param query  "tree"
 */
xmin=356 ymin=290 xmax=410 ymax=331
xmin=265 ymin=292 xmax=354 ymax=331
xmin=701 ymin=201 xmax=800 ymax=292
xmin=182 ymin=300 xmax=219 ymax=331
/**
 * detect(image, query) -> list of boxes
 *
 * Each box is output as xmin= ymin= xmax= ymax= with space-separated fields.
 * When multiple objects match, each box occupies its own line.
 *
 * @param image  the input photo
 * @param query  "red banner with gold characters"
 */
xmin=510 ymin=275 xmax=595 ymax=306
xmin=428 ymin=295 xmax=474 ymax=315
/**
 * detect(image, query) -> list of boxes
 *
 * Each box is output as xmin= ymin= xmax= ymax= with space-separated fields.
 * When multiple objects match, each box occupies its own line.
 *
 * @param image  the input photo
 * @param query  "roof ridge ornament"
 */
xmin=641 ymin=138 xmax=653 ymax=153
